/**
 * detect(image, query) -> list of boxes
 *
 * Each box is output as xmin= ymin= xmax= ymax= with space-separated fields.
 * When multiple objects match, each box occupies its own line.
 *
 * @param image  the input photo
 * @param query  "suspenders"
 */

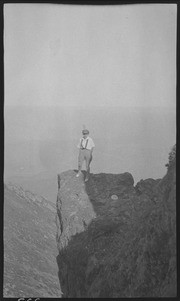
xmin=80 ymin=138 xmax=89 ymax=149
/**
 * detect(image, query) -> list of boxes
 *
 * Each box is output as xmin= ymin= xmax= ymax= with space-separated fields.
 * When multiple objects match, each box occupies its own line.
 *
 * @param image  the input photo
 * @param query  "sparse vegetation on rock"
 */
xmin=165 ymin=144 xmax=176 ymax=169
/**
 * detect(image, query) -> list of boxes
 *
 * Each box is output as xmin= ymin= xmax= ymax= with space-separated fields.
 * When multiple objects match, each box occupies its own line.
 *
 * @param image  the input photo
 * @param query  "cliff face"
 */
xmin=4 ymin=184 xmax=61 ymax=298
xmin=56 ymin=158 xmax=176 ymax=297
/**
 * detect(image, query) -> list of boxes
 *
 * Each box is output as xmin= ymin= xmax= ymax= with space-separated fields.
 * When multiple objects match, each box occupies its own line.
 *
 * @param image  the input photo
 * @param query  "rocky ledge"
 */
xmin=56 ymin=157 xmax=176 ymax=297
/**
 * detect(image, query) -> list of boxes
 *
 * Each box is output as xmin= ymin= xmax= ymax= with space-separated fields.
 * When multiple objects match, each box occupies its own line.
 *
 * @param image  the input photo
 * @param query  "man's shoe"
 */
xmin=84 ymin=177 xmax=88 ymax=182
xmin=76 ymin=172 xmax=81 ymax=177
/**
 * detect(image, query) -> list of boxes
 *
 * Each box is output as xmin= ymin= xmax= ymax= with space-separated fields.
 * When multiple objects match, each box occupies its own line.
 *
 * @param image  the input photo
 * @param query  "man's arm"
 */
xmin=86 ymin=137 xmax=94 ymax=158
xmin=90 ymin=138 xmax=95 ymax=156
xmin=90 ymin=147 xmax=94 ymax=156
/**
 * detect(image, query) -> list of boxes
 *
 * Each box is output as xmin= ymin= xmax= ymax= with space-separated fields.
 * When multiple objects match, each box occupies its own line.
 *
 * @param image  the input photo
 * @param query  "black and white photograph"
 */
xmin=3 ymin=2 xmax=177 ymax=298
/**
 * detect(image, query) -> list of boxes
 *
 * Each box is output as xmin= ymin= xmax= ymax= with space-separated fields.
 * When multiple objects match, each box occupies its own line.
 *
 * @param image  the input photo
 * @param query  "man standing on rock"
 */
xmin=76 ymin=128 xmax=95 ymax=182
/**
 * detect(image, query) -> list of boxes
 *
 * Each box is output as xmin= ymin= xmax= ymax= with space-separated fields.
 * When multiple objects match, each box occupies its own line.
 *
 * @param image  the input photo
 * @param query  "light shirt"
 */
xmin=77 ymin=136 xmax=95 ymax=150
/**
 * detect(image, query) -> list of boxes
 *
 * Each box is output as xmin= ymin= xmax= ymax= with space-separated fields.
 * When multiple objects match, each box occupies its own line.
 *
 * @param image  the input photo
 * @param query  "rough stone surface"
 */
xmin=4 ymin=184 xmax=61 ymax=298
xmin=56 ymin=157 xmax=176 ymax=298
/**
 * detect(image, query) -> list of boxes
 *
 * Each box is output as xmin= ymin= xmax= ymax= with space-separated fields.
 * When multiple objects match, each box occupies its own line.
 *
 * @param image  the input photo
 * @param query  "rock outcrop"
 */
xmin=56 ymin=154 xmax=176 ymax=297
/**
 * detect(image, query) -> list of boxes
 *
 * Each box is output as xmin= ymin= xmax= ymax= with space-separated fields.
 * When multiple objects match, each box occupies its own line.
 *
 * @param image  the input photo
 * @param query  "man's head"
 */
xmin=82 ymin=129 xmax=89 ymax=137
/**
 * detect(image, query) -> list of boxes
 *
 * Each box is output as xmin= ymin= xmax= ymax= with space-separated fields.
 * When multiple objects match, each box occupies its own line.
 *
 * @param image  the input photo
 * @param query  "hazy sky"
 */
xmin=4 ymin=3 xmax=177 ymax=185
xmin=4 ymin=3 xmax=176 ymax=108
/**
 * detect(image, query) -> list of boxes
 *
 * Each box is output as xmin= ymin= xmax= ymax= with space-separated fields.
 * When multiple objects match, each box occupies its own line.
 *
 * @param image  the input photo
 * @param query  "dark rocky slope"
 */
xmin=56 ymin=151 xmax=176 ymax=298
xmin=4 ymin=184 xmax=62 ymax=298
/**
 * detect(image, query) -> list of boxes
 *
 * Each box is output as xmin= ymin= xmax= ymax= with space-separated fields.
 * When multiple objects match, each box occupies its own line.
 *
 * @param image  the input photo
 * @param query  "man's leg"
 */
xmin=85 ymin=151 xmax=92 ymax=181
xmin=76 ymin=150 xmax=84 ymax=177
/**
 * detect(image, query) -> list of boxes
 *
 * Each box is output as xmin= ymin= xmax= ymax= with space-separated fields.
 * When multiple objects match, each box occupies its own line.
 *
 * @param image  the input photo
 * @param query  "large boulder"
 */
xmin=56 ymin=170 xmax=96 ymax=251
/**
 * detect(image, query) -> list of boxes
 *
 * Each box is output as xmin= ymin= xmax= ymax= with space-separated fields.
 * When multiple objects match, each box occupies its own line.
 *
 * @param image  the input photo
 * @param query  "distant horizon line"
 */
xmin=4 ymin=104 xmax=176 ymax=109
